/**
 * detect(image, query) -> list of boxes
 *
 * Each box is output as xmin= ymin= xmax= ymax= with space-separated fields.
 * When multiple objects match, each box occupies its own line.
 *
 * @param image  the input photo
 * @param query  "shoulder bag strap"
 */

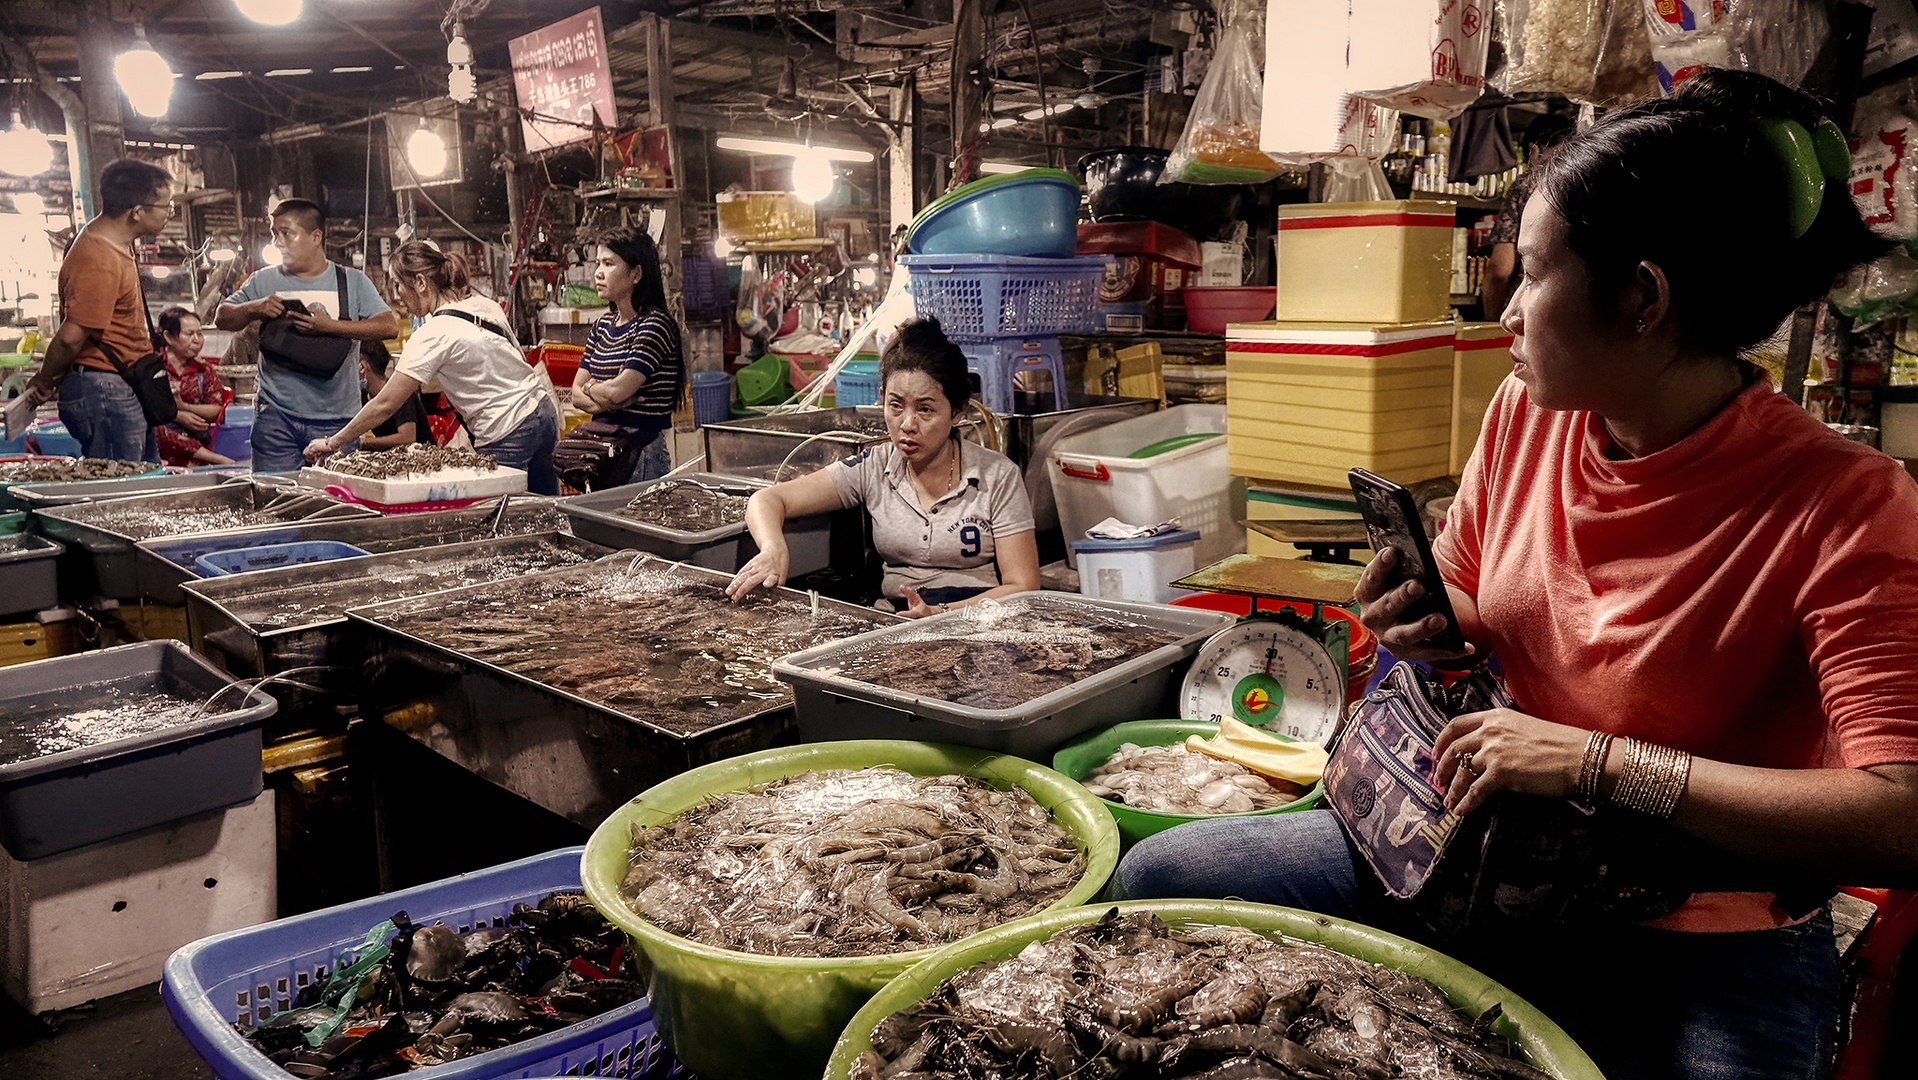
xmin=433 ymin=307 xmax=513 ymax=342
xmin=93 ymin=253 xmax=160 ymax=376
xmin=335 ymin=264 xmax=350 ymax=322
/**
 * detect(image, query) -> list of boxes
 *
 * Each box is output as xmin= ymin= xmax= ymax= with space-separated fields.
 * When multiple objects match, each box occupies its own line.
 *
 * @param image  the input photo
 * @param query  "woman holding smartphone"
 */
xmin=1118 ymin=69 xmax=1918 ymax=1080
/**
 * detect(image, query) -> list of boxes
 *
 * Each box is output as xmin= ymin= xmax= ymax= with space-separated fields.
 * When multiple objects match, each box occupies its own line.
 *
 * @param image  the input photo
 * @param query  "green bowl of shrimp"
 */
xmin=1052 ymin=719 xmax=1325 ymax=848
xmin=580 ymin=739 xmax=1119 ymax=1080
xmin=825 ymin=899 xmax=1606 ymax=1080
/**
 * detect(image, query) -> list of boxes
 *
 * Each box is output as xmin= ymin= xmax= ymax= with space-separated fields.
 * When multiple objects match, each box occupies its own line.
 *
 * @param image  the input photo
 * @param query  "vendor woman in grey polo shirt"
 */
xmin=726 ymin=319 xmax=1040 ymax=618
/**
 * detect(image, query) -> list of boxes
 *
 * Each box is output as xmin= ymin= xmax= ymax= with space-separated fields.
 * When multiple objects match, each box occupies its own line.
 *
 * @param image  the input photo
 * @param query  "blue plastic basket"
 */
xmin=689 ymin=370 xmax=732 ymax=428
xmin=899 ymin=254 xmax=1107 ymax=341
xmin=834 ymin=360 xmax=881 ymax=407
xmin=193 ymin=541 xmax=370 ymax=577
xmin=162 ymin=848 xmax=686 ymax=1080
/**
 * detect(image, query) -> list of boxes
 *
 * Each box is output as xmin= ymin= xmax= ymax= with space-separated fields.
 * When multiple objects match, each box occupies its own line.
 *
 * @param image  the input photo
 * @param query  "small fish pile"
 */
xmin=0 ymin=457 xmax=148 ymax=483
xmin=1 ymin=685 xmax=207 ymax=767
xmin=621 ymin=766 xmax=1085 ymax=957
xmin=236 ymin=542 xmax=593 ymax=629
xmin=822 ymin=597 xmax=1184 ymax=711
xmin=851 ymin=908 xmax=1554 ymax=1080
xmin=613 ymin=479 xmax=750 ymax=532
xmin=240 ymin=892 xmax=642 ymax=1078
xmin=80 ymin=504 xmax=278 ymax=538
xmin=1082 ymin=743 xmax=1306 ymax=815
xmin=322 ymin=443 xmax=498 ymax=479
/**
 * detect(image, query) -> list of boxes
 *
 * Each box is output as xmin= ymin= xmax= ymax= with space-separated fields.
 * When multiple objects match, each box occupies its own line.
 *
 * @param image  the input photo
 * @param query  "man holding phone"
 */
xmin=216 ymin=198 xmax=396 ymax=471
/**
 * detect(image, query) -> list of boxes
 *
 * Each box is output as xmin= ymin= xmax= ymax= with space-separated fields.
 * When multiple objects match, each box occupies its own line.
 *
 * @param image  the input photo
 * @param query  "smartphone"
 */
xmin=277 ymin=299 xmax=309 ymax=316
xmin=1348 ymin=468 xmax=1467 ymax=653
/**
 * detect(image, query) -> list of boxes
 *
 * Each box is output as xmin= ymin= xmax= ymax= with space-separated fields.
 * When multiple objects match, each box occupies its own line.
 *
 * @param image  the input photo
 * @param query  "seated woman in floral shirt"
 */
xmin=153 ymin=305 xmax=234 ymax=467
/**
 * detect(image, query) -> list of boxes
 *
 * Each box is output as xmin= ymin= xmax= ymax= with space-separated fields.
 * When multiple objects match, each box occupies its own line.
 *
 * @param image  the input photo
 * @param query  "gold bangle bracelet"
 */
xmin=1577 ymin=731 xmax=1613 ymax=801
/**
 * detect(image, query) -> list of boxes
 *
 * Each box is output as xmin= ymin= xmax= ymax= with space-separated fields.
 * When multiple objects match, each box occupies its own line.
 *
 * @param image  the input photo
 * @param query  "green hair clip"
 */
xmin=1756 ymin=116 xmax=1852 ymax=239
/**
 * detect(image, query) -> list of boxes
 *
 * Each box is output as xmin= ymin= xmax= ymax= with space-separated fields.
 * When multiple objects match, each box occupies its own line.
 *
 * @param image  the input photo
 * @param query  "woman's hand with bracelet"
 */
xmin=1431 ymin=707 xmax=1594 ymax=816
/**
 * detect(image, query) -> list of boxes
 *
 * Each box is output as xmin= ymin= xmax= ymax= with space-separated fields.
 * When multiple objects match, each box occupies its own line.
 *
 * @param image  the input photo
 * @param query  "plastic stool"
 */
xmin=959 ymin=336 xmax=1066 ymax=413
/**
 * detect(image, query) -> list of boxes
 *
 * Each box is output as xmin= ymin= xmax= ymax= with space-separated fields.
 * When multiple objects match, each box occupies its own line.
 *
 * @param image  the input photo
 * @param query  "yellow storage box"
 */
xmin=1275 ymin=200 xmax=1456 ymax=323
xmin=715 ymin=191 xmax=813 ymax=243
xmin=1226 ymin=320 xmax=1456 ymax=487
xmin=1453 ymin=322 xmax=1514 ymax=476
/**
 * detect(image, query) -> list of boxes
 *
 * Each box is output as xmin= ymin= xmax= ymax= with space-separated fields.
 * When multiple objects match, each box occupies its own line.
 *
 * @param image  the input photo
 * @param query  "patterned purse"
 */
xmin=1321 ymin=662 xmax=1778 ymax=938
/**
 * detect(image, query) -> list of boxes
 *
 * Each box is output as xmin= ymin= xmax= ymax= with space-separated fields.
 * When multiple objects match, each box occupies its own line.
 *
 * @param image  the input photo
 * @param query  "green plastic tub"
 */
xmin=824 ymin=899 xmax=1605 ymax=1080
xmin=1051 ymin=719 xmax=1324 ymax=847
xmin=579 ymin=740 xmax=1119 ymax=1080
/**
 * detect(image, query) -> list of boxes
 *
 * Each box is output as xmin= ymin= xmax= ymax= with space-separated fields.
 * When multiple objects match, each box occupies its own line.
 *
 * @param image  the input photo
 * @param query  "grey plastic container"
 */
xmin=0 ymin=533 xmax=63 ymax=617
xmin=7 ymin=470 xmax=247 ymax=510
xmin=0 ymin=640 xmax=276 ymax=859
xmin=558 ymin=472 xmax=829 ymax=574
xmin=772 ymin=592 xmax=1233 ymax=756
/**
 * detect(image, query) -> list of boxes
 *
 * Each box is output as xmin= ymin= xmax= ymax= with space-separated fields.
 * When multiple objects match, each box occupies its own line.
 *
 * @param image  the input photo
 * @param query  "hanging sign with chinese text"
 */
xmin=508 ymin=6 xmax=616 ymax=153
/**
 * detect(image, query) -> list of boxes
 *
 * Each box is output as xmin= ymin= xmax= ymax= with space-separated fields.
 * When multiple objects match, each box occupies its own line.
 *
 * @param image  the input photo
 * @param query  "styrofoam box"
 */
xmin=1069 ymin=529 xmax=1200 ymax=605
xmin=1275 ymin=200 xmax=1456 ymax=324
xmin=299 ymin=463 xmax=528 ymax=505
xmin=0 ymin=790 xmax=275 ymax=1015
xmin=1225 ymin=320 xmax=1456 ymax=487
xmin=1453 ymin=322 xmax=1514 ymax=477
xmin=1049 ymin=404 xmax=1247 ymax=570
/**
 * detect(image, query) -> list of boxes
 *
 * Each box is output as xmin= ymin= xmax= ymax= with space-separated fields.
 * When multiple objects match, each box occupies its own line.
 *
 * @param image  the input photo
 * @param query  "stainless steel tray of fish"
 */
xmin=0 ymin=639 xmax=276 ymax=859
xmin=182 ymin=531 xmax=610 ymax=728
xmin=5 ymin=469 xmax=250 ymax=510
xmin=135 ymin=497 xmax=572 ymax=606
xmin=345 ymin=552 xmax=899 ymax=828
xmin=558 ymin=472 xmax=834 ymax=575
xmin=34 ymin=481 xmax=379 ymax=601
xmin=702 ymin=406 xmax=983 ymax=483
xmin=0 ymin=532 xmax=63 ymax=617
xmin=774 ymin=592 xmax=1233 ymax=756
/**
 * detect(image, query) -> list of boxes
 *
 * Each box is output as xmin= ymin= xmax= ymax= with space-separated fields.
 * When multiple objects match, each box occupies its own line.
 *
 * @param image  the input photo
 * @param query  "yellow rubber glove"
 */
xmin=1185 ymin=716 xmax=1330 ymax=786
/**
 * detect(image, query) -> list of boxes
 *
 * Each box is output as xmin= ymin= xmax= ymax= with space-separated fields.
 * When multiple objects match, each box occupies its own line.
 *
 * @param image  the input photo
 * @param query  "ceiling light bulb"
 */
xmin=713 ymin=234 xmax=735 ymax=257
xmin=792 ymin=151 xmax=834 ymax=203
xmin=234 ymin=0 xmax=302 ymax=26
xmin=407 ymin=121 xmax=448 ymax=178
xmin=447 ymin=28 xmax=476 ymax=104
xmin=209 ymin=245 xmax=237 ymax=262
xmin=148 ymin=265 xmax=172 ymax=279
xmin=0 ymin=112 xmax=52 ymax=177
xmin=12 ymin=193 xmax=44 ymax=216
xmin=115 ymin=27 xmax=176 ymax=119
xmin=260 ymin=242 xmax=282 ymax=266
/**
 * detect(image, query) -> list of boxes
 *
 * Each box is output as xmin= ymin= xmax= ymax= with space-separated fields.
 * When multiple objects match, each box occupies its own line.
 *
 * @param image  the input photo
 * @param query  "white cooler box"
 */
xmin=1068 ymin=528 xmax=1200 ymax=605
xmin=1049 ymin=404 xmax=1246 ymax=570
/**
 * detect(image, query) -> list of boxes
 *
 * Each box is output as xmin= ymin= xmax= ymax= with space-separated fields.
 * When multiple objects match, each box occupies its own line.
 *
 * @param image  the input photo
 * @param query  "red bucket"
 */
xmin=1171 ymin=591 xmax=1377 ymax=705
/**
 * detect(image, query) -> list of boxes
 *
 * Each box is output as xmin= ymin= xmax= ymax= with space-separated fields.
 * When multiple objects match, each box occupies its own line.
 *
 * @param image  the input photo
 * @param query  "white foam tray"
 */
xmin=299 ymin=464 xmax=527 ymax=505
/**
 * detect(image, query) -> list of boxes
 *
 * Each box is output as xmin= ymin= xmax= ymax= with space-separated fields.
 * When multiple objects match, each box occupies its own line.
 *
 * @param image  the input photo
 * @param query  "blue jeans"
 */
xmin=253 ymin=402 xmax=355 ymax=473
xmin=479 ymin=396 xmax=559 ymax=495
xmin=627 ymin=432 xmax=671 ymax=485
xmin=58 ymin=369 xmax=156 ymax=462
xmin=1117 ymin=810 xmax=1840 ymax=1080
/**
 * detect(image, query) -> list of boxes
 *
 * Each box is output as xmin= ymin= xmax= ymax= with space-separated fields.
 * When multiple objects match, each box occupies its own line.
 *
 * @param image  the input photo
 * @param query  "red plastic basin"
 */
xmin=1183 ymin=285 xmax=1276 ymax=334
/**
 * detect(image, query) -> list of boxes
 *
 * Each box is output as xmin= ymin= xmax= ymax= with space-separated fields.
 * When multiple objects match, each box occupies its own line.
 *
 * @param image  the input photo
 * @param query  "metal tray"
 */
xmin=136 ymin=498 xmax=572 ymax=606
xmin=0 ymin=640 xmax=276 ymax=859
xmin=34 ymin=482 xmax=379 ymax=601
xmin=0 ymin=532 xmax=63 ymax=617
xmin=557 ymin=472 xmax=837 ymax=575
xmin=182 ymin=532 xmax=609 ymax=728
xmin=773 ymin=591 xmax=1232 ymax=756
xmin=345 ymin=553 xmax=899 ymax=828
xmin=6 ymin=470 xmax=249 ymax=510
xmin=701 ymin=405 xmax=983 ymax=482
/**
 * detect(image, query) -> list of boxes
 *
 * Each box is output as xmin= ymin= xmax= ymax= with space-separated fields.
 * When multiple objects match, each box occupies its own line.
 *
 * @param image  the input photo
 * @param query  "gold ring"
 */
xmin=1456 ymin=751 xmax=1476 ymax=776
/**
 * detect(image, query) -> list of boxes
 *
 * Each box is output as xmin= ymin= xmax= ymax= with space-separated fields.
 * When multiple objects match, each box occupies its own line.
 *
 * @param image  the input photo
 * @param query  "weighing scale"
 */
xmin=1171 ymin=554 xmax=1368 ymax=747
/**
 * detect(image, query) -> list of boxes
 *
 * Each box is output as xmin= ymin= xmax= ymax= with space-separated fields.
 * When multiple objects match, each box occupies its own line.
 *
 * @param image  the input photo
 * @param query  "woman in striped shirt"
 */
xmin=559 ymin=227 xmax=684 ymax=490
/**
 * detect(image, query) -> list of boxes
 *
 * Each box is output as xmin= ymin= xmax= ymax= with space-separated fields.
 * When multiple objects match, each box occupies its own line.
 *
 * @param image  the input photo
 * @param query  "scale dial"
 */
xmin=1179 ymin=617 xmax=1346 ymax=746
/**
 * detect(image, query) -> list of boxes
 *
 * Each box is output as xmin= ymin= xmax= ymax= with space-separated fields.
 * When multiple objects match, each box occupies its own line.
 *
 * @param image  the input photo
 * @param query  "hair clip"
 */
xmin=1755 ymin=117 xmax=1829 ymax=239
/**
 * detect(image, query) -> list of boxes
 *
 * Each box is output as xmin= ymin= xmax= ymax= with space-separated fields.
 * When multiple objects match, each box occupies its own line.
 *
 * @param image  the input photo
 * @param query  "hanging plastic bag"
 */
xmin=1163 ymin=8 xmax=1284 ymax=184
xmin=1849 ymin=97 xmax=1918 ymax=245
xmin=1346 ymin=0 xmax=1493 ymax=119
xmin=1498 ymin=0 xmax=1654 ymax=105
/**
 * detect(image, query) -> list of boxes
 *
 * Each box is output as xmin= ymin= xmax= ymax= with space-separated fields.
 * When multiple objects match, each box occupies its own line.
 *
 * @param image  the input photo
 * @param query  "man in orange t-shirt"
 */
xmin=24 ymin=158 xmax=176 ymax=461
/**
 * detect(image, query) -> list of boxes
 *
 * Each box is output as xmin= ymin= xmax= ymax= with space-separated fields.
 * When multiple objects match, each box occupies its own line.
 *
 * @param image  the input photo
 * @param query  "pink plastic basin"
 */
xmin=1183 ymin=285 xmax=1276 ymax=334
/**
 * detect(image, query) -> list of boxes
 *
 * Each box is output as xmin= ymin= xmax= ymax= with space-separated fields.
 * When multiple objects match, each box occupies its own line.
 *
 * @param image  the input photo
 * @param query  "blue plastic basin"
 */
xmin=908 ymin=170 xmax=1081 ymax=257
xmin=209 ymin=406 xmax=254 ymax=461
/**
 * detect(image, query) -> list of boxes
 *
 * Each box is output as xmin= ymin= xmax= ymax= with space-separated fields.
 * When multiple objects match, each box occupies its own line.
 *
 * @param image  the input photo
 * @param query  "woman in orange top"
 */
xmin=1119 ymin=69 xmax=1918 ymax=1079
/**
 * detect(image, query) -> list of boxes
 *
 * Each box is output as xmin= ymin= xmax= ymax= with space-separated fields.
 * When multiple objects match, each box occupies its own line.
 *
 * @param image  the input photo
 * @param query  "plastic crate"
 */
xmin=1048 ymin=404 xmax=1245 ymax=570
xmin=163 ymin=847 xmax=686 ymax=1080
xmin=898 ymin=254 xmax=1107 ymax=341
xmin=0 ymin=532 xmax=62 ymax=616
xmin=194 ymin=541 xmax=371 ymax=578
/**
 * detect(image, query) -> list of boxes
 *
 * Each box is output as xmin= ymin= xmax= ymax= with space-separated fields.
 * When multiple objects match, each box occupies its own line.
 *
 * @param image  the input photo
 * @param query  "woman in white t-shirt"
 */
xmin=302 ymin=242 xmax=559 ymax=494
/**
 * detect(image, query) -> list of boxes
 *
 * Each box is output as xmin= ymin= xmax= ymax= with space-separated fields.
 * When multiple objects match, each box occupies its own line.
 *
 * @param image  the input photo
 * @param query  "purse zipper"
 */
xmin=1350 ymin=700 xmax=1447 ymax=809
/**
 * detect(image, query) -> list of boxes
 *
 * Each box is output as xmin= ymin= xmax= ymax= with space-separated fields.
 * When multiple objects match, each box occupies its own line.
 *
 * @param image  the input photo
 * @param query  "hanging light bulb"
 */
xmin=447 ymin=25 xmax=476 ymax=105
xmin=260 ymin=242 xmax=282 ymax=267
xmin=0 ymin=111 xmax=52 ymax=177
xmin=234 ymin=0 xmax=302 ymax=26
xmin=115 ymin=26 xmax=176 ymax=119
xmin=713 ymin=234 xmax=735 ymax=258
xmin=12 ymin=192 xmax=44 ymax=216
xmin=792 ymin=149 xmax=834 ymax=204
xmin=407 ymin=117 xmax=448 ymax=178
xmin=148 ymin=265 xmax=172 ymax=279
xmin=208 ymin=244 xmax=237 ymax=262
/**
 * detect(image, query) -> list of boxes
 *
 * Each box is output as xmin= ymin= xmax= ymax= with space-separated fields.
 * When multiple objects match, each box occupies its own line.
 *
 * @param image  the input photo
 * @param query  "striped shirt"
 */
xmin=580 ymin=309 xmax=682 ymax=428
